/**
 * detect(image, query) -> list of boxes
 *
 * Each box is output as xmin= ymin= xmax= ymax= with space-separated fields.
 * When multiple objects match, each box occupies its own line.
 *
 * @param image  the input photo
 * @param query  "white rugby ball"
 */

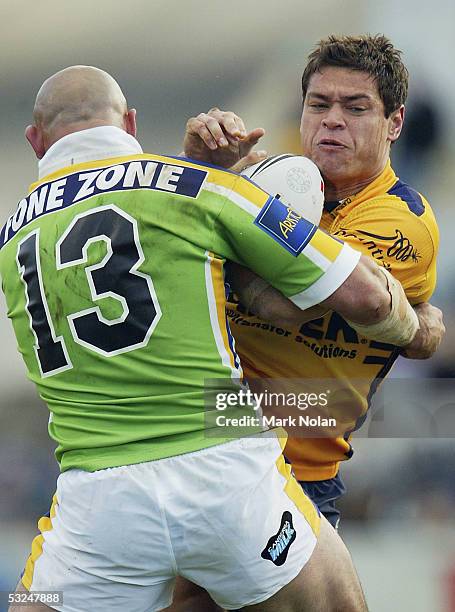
xmin=242 ymin=154 xmax=324 ymax=225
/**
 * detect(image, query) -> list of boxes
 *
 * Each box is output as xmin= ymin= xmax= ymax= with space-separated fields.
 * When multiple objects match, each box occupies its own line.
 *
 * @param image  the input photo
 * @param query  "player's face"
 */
xmin=300 ymin=67 xmax=403 ymax=195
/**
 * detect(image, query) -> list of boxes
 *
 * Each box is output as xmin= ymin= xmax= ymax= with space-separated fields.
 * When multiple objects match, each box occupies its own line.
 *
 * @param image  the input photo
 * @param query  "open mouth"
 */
xmin=318 ymin=139 xmax=346 ymax=148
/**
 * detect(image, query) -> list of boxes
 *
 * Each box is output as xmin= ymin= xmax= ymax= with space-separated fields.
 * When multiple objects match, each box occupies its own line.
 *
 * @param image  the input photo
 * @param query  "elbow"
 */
xmin=359 ymin=285 xmax=390 ymax=323
xmin=325 ymin=255 xmax=391 ymax=325
xmin=355 ymin=258 xmax=392 ymax=324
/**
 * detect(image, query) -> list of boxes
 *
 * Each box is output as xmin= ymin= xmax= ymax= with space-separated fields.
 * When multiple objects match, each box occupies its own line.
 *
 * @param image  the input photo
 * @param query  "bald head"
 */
xmin=26 ymin=65 xmax=137 ymax=158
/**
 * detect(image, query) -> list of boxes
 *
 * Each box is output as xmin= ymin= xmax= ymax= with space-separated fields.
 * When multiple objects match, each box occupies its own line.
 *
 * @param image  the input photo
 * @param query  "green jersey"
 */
xmin=0 ymin=127 xmax=359 ymax=471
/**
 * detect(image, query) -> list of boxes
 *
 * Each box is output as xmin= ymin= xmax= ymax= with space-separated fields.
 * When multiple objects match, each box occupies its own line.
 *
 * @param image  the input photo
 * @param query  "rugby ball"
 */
xmin=242 ymin=154 xmax=324 ymax=225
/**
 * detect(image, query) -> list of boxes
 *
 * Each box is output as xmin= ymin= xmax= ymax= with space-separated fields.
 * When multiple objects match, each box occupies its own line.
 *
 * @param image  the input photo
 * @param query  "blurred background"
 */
xmin=1 ymin=1 xmax=454 ymax=610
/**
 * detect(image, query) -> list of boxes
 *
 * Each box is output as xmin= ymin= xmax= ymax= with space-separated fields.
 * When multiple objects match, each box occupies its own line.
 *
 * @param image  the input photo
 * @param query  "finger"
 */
xmin=208 ymin=108 xmax=246 ymax=139
xmin=239 ymin=128 xmax=266 ymax=156
xmin=204 ymin=114 xmax=231 ymax=145
xmin=188 ymin=115 xmax=227 ymax=148
xmin=196 ymin=114 xmax=229 ymax=146
xmin=241 ymin=128 xmax=266 ymax=146
xmin=233 ymin=115 xmax=247 ymax=138
xmin=232 ymin=150 xmax=268 ymax=173
xmin=186 ymin=118 xmax=218 ymax=150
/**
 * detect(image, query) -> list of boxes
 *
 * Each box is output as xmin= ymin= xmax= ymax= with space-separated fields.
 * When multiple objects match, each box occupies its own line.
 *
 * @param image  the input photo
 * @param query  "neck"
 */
xmin=323 ymin=164 xmax=387 ymax=202
xmin=44 ymin=118 xmax=123 ymax=152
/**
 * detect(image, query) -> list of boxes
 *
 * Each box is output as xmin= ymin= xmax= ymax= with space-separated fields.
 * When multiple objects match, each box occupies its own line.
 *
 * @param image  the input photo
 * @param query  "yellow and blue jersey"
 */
xmin=229 ymin=160 xmax=439 ymax=480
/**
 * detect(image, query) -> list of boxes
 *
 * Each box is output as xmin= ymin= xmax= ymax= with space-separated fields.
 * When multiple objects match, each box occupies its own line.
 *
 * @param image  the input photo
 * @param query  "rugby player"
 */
xmin=183 ymin=32 xmax=442 ymax=524
xmin=2 ymin=64 xmax=439 ymax=612
xmin=175 ymin=33 xmax=444 ymax=611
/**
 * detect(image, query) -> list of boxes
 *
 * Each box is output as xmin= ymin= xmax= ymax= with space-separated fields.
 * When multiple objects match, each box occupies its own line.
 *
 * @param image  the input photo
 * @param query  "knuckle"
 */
xmin=208 ymin=108 xmax=223 ymax=118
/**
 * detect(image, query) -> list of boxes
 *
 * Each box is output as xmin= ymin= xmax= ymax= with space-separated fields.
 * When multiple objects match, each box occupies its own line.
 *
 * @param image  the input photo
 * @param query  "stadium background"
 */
xmin=0 ymin=1 xmax=454 ymax=610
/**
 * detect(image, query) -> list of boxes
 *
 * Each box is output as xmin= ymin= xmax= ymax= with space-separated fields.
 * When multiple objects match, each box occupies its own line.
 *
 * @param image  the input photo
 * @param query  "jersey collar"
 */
xmin=38 ymin=126 xmax=143 ymax=180
xmin=323 ymin=160 xmax=397 ymax=218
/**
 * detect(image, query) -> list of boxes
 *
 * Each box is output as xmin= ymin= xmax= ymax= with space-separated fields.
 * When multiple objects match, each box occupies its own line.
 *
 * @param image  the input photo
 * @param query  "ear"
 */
xmin=124 ymin=108 xmax=137 ymax=137
xmin=25 ymin=125 xmax=46 ymax=159
xmin=388 ymin=105 xmax=405 ymax=143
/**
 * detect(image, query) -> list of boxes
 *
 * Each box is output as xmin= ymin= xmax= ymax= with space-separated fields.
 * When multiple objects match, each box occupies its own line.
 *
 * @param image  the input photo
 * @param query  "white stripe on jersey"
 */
xmin=204 ymin=251 xmax=243 ymax=380
xmin=290 ymin=243 xmax=361 ymax=310
xmin=204 ymin=181 xmax=260 ymax=217
xmin=301 ymin=244 xmax=332 ymax=272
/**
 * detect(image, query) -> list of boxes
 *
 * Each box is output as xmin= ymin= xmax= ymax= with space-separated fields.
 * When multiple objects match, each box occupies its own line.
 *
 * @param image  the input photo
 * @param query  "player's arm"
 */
xmin=216 ymin=178 xmax=413 ymax=338
xmin=227 ymin=257 xmax=443 ymax=358
xmin=213 ymin=183 xmax=405 ymax=339
xmin=322 ymin=255 xmax=444 ymax=356
xmin=226 ymin=261 xmax=328 ymax=326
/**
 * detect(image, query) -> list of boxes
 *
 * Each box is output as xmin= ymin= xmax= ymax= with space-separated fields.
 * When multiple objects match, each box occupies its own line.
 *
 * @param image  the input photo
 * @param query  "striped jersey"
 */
xmin=228 ymin=160 xmax=439 ymax=480
xmin=0 ymin=126 xmax=360 ymax=472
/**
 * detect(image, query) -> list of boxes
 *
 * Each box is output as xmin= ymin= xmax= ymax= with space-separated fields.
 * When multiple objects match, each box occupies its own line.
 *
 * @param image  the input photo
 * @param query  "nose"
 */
xmin=321 ymin=105 xmax=345 ymax=129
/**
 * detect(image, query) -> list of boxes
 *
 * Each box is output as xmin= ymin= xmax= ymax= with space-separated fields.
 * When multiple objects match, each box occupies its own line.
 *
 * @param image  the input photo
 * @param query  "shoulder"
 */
xmin=330 ymin=177 xmax=439 ymax=301
xmin=342 ymin=179 xmax=438 ymax=246
xmin=386 ymin=179 xmax=427 ymax=217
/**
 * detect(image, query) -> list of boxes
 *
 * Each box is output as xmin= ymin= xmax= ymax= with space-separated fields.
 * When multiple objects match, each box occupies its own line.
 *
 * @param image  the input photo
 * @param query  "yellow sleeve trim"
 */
xmin=309 ymin=230 xmax=344 ymax=263
xmin=228 ymin=175 xmax=270 ymax=208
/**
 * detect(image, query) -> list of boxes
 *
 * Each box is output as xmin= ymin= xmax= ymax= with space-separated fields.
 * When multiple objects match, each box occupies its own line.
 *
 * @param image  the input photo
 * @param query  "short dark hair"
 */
xmin=301 ymin=34 xmax=409 ymax=117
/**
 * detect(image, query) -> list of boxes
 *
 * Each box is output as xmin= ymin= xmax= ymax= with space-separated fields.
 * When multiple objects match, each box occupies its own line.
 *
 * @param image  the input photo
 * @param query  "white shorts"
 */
xmin=22 ymin=433 xmax=320 ymax=611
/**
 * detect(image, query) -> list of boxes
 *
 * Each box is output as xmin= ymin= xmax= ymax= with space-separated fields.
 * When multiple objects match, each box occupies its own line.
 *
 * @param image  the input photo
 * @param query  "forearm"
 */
xmin=226 ymin=262 xmax=327 ymax=327
xmin=248 ymin=285 xmax=328 ymax=327
xmin=321 ymin=256 xmax=419 ymax=346
xmin=227 ymin=257 xmax=421 ymax=348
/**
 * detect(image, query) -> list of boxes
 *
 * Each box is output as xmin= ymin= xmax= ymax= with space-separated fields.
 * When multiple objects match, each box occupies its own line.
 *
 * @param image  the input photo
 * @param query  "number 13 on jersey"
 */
xmin=16 ymin=205 xmax=161 ymax=377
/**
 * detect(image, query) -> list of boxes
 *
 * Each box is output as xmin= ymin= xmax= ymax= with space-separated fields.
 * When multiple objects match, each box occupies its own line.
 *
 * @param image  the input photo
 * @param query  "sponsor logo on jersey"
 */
xmin=261 ymin=511 xmax=296 ymax=566
xmin=229 ymin=304 xmax=395 ymax=366
xmin=356 ymin=228 xmax=421 ymax=263
xmin=254 ymin=197 xmax=317 ymax=256
xmin=334 ymin=227 xmax=421 ymax=267
xmin=295 ymin=336 xmax=357 ymax=359
xmin=0 ymin=160 xmax=207 ymax=248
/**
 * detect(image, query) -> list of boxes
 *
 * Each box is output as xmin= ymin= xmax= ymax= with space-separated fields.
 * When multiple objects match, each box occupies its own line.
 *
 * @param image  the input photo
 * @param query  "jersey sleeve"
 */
xmin=211 ymin=174 xmax=361 ymax=309
xmin=332 ymin=196 xmax=439 ymax=303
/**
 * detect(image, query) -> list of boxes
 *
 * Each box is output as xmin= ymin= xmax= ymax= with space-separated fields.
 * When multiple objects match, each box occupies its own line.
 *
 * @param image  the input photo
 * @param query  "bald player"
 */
xmin=25 ymin=66 xmax=137 ymax=156
xmin=1 ymin=66 xmax=441 ymax=612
